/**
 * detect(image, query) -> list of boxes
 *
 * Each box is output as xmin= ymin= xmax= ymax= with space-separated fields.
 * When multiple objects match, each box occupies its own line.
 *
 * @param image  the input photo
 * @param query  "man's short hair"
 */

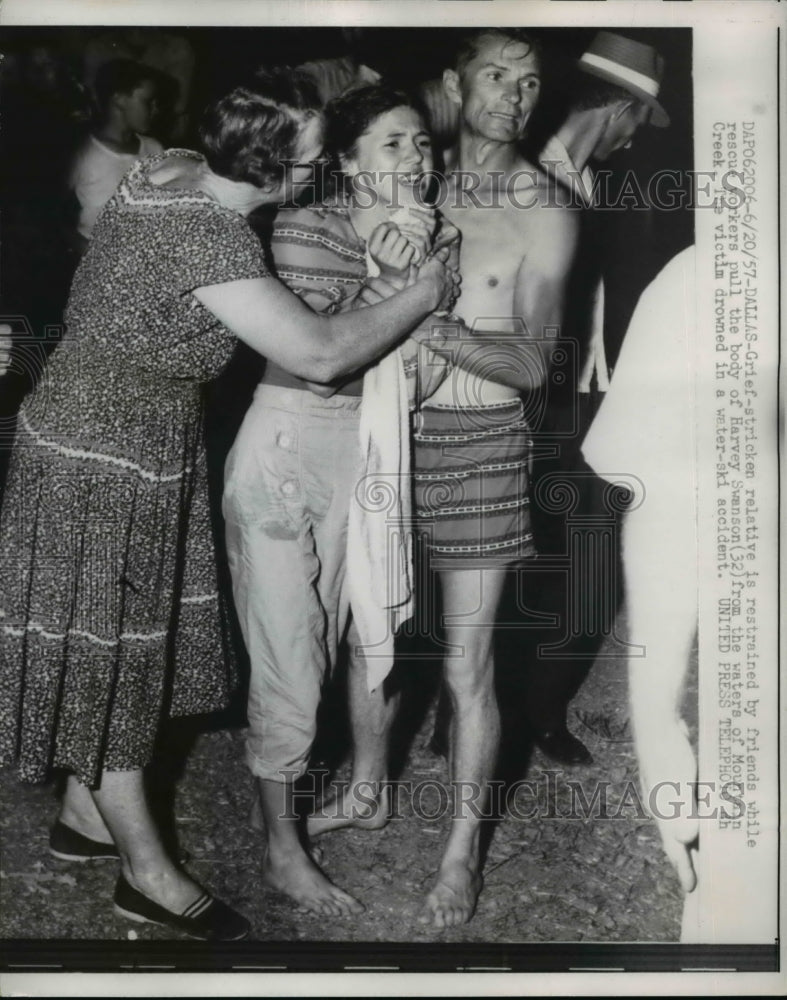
xmin=453 ymin=28 xmax=541 ymax=78
xmin=198 ymin=67 xmax=321 ymax=189
xmin=93 ymin=58 xmax=159 ymax=112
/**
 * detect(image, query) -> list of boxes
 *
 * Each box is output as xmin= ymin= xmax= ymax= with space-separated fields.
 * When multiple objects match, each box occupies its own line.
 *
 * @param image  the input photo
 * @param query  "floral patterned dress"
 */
xmin=0 ymin=150 xmax=268 ymax=786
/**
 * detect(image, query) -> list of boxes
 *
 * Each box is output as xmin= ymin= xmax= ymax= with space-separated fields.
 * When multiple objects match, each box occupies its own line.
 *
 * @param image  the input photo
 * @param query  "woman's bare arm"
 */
xmin=194 ymin=249 xmax=449 ymax=384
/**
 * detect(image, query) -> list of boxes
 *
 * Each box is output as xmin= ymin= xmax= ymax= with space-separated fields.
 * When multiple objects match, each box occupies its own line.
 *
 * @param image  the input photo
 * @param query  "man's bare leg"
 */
xmin=419 ymin=566 xmax=505 ymax=928
xmin=256 ymin=776 xmax=365 ymax=916
xmin=308 ymin=627 xmax=398 ymax=837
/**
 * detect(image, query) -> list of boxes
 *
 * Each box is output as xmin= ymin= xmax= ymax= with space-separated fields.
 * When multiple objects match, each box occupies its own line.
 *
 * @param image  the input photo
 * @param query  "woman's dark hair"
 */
xmin=93 ymin=58 xmax=159 ymax=113
xmin=198 ymin=67 xmax=321 ymax=189
xmin=324 ymin=83 xmax=428 ymax=164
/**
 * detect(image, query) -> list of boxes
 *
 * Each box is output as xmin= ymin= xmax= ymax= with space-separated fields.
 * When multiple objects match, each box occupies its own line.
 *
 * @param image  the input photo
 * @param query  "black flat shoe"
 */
xmin=49 ymin=820 xmax=120 ymax=862
xmin=534 ymin=727 xmax=594 ymax=766
xmin=49 ymin=820 xmax=190 ymax=864
xmin=113 ymin=874 xmax=250 ymax=941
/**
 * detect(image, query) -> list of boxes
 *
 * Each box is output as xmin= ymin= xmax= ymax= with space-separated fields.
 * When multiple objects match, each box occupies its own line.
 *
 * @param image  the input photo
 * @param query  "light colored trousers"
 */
xmin=223 ymin=384 xmax=363 ymax=782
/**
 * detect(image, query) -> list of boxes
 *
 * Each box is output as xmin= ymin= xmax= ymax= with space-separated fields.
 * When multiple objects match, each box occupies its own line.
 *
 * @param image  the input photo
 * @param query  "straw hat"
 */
xmin=578 ymin=30 xmax=669 ymax=127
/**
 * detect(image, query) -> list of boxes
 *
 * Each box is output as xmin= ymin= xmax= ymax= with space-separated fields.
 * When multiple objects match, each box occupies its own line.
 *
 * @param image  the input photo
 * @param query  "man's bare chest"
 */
xmin=444 ymin=203 xmax=530 ymax=291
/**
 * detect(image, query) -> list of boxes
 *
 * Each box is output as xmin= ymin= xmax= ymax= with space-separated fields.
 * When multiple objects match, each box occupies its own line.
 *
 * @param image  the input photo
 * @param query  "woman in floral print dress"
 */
xmin=0 ymin=69 xmax=454 ymax=939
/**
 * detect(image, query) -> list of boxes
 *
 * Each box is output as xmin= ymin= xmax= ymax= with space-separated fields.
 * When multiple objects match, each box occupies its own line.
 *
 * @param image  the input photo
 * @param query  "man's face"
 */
xmin=592 ymin=100 xmax=651 ymax=161
xmin=117 ymin=80 xmax=158 ymax=135
xmin=445 ymin=34 xmax=541 ymax=144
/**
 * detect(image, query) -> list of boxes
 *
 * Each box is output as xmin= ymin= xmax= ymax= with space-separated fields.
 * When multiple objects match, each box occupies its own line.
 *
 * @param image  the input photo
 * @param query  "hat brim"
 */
xmin=578 ymin=61 xmax=670 ymax=127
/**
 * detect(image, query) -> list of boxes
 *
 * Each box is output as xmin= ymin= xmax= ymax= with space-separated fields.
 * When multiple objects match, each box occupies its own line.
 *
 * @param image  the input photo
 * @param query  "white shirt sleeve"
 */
xmin=71 ymin=135 xmax=163 ymax=239
xmin=581 ymin=247 xmax=697 ymax=485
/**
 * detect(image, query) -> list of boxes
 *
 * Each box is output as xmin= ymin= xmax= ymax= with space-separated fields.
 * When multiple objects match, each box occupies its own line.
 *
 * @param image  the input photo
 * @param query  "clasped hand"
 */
xmin=365 ymin=222 xmax=460 ymax=315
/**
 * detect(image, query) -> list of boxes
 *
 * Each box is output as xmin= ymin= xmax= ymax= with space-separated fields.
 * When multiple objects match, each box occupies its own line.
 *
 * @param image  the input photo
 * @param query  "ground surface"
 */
xmin=0 ymin=606 xmax=697 ymax=951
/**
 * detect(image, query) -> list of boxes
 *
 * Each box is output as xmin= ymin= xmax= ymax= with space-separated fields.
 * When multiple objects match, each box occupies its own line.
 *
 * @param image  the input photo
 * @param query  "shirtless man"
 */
xmin=411 ymin=28 xmax=578 ymax=927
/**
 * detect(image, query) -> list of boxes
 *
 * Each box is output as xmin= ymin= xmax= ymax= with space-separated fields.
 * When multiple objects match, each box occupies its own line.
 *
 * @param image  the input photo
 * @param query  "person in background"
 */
xmin=296 ymin=28 xmax=383 ymax=105
xmin=83 ymin=28 xmax=195 ymax=142
xmin=69 ymin=58 xmax=164 ymax=251
xmin=539 ymin=30 xmax=669 ymax=399
xmin=521 ymin=31 xmax=670 ymax=766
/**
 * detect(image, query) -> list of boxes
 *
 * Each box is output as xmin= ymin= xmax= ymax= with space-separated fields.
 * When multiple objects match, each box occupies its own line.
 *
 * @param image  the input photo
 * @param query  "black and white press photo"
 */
xmin=0 ymin=1 xmax=781 ymax=995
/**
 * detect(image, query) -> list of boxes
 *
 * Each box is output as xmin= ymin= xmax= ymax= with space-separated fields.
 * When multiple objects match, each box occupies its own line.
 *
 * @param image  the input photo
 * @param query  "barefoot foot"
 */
xmin=418 ymin=859 xmax=482 ymax=928
xmin=249 ymin=796 xmax=324 ymax=864
xmin=262 ymin=845 xmax=365 ymax=917
xmin=307 ymin=782 xmax=390 ymax=838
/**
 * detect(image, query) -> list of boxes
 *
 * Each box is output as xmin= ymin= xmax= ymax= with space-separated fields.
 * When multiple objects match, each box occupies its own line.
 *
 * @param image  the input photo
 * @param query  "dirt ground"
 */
xmin=0 ymin=602 xmax=697 ymax=955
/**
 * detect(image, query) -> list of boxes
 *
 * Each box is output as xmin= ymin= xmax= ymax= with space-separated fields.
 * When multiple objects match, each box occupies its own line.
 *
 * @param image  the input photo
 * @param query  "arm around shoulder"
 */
xmin=193 ymin=268 xmax=442 ymax=384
